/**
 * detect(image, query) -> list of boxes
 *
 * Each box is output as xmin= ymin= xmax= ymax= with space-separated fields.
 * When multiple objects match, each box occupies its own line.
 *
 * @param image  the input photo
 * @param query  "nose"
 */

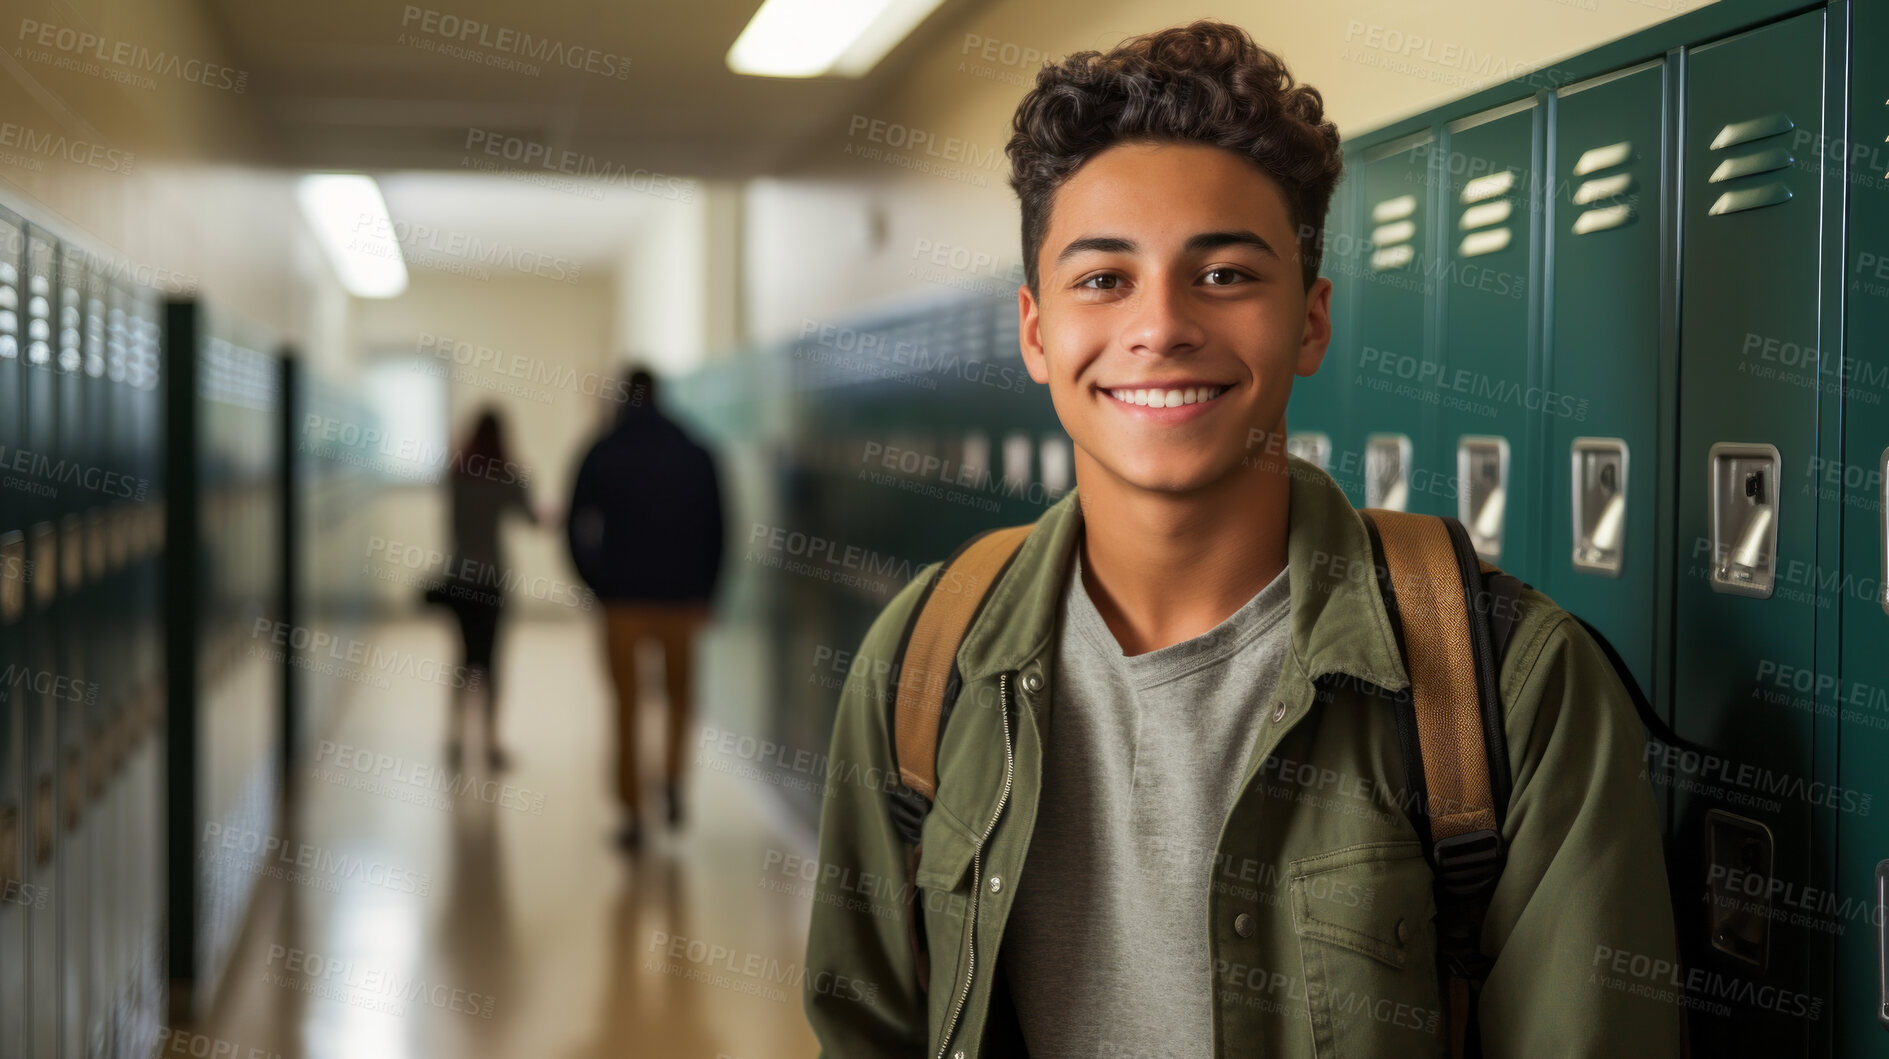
xmin=1119 ymin=273 xmax=1208 ymax=359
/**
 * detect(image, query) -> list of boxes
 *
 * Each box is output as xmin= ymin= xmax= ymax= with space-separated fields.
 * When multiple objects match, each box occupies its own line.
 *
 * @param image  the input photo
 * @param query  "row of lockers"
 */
xmin=0 ymin=207 xmax=169 ymax=1057
xmin=1281 ymin=1 xmax=1887 ymax=1055
xmin=669 ymin=0 xmax=1889 ymax=1054
xmin=0 ymin=197 xmax=387 ymax=1053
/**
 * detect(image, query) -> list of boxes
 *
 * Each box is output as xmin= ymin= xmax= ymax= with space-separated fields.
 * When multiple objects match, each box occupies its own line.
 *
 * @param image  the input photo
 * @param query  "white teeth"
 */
xmin=1106 ymin=385 xmax=1226 ymax=407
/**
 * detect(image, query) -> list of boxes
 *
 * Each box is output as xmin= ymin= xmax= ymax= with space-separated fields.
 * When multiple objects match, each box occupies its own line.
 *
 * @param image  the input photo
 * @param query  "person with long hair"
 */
xmin=440 ymin=406 xmax=538 ymax=769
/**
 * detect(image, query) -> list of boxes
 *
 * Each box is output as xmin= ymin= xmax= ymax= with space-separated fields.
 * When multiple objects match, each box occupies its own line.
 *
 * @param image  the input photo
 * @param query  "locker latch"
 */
xmin=1457 ymin=435 xmax=1510 ymax=561
xmin=1705 ymin=808 xmax=1773 ymax=969
xmin=1571 ymin=438 xmax=1629 ymax=576
xmin=1708 ymin=442 xmax=1781 ymax=597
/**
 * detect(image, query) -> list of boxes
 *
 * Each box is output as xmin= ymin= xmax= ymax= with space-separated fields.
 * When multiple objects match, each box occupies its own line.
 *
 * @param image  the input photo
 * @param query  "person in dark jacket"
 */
xmin=566 ymin=367 xmax=725 ymax=852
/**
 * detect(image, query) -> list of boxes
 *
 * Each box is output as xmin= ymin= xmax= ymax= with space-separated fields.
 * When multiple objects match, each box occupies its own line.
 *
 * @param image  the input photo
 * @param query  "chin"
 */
xmin=1107 ymin=454 xmax=1229 ymax=495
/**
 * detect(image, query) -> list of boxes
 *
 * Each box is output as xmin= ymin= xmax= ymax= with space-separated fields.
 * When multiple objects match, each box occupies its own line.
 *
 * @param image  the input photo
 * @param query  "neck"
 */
xmin=1075 ymin=447 xmax=1290 ymax=656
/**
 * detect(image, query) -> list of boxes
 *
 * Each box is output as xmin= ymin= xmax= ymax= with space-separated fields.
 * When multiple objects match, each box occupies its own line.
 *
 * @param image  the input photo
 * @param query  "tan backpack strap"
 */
xmin=1360 ymin=509 xmax=1497 ymax=840
xmin=893 ymin=524 xmax=1033 ymax=800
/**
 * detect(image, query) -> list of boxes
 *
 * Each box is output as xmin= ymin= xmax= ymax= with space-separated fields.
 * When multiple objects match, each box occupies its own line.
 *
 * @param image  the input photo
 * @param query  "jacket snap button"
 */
xmin=989 ymin=875 xmax=1003 ymax=894
xmin=1234 ymin=913 xmax=1255 ymax=938
xmin=1270 ymin=700 xmax=1287 ymax=723
xmin=1022 ymin=671 xmax=1044 ymax=694
xmin=1395 ymin=918 xmax=1410 ymax=945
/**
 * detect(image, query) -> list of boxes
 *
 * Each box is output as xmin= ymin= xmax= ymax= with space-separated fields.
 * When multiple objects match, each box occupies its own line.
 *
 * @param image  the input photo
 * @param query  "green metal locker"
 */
xmin=1434 ymin=98 xmax=1541 ymax=574
xmin=1539 ymin=58 xmax=1672 ymax=717
xmin=23 ymin=226 xmax=59 ymax=1059
xmin=1669 ymin=9 xmax=1832 ymax=1056
xmin=54 ymin=243 xmax=91 ymax=1059
xmin=0 ymin=207 xmax=25 ymax=1059
xmin=1286 ymin=162 xmax=1356 ymax=488
xmin=1833 ymin=0 xmax=1889 ymax=1051
xmin=1350 ymin=132 xmax=1439 ymax=515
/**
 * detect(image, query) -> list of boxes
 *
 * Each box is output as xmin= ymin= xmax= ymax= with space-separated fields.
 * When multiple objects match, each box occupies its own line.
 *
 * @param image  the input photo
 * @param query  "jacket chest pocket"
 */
xmin=915 ymin=806 xmax=979 ymax=1051
xmin=1288 ymin=841 xmax=1449 ymax=1059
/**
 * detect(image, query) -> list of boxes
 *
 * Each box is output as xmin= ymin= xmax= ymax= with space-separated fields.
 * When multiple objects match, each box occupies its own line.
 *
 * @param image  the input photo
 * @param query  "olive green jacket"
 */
xmin=803 ymin=455 xmax=1681 ymax=1058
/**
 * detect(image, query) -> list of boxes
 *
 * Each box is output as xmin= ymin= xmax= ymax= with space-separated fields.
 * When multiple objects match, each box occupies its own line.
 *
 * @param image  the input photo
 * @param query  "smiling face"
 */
xmin=1018 ymin=139 xmax=1332 ymax=497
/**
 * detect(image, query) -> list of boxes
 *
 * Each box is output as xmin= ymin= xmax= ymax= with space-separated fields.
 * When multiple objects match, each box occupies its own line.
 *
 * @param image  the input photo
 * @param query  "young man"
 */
xmin=804 ymin=19 xmax=1679 ymax=1058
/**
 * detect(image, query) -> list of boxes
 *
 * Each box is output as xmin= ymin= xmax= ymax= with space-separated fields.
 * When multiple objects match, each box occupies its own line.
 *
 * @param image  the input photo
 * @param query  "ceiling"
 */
xmin=202 ymin=0 xmax=994 ymax=178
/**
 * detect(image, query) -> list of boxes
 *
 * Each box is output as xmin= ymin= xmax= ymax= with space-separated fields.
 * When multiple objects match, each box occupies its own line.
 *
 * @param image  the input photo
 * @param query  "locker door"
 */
xmin=0 ymin=209 xmax=26 ymax=1059
xmin=101 ymin=278 xmax=131 ymax=1059
xmin=1435 ymin=99 xmax=1541 ymax=576
xmin=1539 ymin=60 xmax=1669 ymax=703
xmin=1834 ymin=0 xmax=1889 ymax=1052
xmin=1670 ymin=10 xmax=1828 ymax=1056
xmin=79 ymin=260 xmax=110 ymax=1059
xmin=1350 ymin=131 xmax=1437 ymax=514
xmin=23 ymin=227 xmax=59 ymax=1059
xmin=54 ymin=245 xmax=90 ymax=1059
xmin=1285 ymin=165 xmax=1354 ymax=487
xmin=126 ymin=292 xmax=161 ymax=1058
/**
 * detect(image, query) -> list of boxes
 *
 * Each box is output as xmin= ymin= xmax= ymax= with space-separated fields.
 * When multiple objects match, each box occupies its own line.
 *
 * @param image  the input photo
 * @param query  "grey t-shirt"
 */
xmin=1000 ymin=549 xmax=1293 ymax=1058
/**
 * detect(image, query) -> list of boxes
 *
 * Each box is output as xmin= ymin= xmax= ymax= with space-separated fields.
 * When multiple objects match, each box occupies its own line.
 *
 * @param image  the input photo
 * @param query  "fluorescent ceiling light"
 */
xmin=727 ymin=0 xmax=949 ymax=78
xmin=296 ymin=173 xmax=408 ymax=298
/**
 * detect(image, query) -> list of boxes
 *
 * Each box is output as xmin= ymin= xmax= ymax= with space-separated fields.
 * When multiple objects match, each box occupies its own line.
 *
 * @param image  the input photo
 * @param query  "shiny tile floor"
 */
xmin=185 ymin=616 xmax=821 ymax=1059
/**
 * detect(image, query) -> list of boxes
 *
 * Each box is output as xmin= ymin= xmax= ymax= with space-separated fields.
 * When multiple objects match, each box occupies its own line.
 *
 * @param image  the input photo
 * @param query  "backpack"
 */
xmin=882 ymin=507 xmax=1680 ymax=1058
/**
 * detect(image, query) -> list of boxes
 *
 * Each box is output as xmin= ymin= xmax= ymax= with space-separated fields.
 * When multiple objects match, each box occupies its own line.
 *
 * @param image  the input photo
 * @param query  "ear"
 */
xmin=1296 ymin=276 xmax=1332 ymax=378
xmin=1018 ymin=282 xmax=1050 ymax=384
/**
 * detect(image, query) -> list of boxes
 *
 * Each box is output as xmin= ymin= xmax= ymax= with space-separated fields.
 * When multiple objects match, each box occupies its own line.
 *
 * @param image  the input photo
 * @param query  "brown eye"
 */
xmin=1203 ymin=267 xmax=1250 ymax=286
xmin=1079 ymin=274 xmax=1121 ymax=290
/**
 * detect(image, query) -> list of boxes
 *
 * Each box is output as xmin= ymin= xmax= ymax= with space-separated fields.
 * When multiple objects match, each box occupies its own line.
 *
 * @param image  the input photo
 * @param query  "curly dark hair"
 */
xmin=1005 ymin=20 xmax=1343 ymax=293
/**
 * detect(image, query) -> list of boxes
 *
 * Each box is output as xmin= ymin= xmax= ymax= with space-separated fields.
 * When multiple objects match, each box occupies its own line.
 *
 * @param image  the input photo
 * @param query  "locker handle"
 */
xmin=0 ymin=529 xmax=22 ymax=624
xmin=1879 ymin=859 xmax=1889 ymax=1030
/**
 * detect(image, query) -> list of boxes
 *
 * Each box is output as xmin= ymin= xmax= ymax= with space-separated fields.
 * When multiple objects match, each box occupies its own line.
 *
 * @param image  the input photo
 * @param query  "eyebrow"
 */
xmin=1054 ymin=229 xmax=1282 ymax=265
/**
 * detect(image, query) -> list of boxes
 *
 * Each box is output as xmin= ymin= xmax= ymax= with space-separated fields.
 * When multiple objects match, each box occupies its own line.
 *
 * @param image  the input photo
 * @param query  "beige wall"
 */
xmin=732 ymin=0 xmax=1717 ymax=347
xmin=0 ymin=0 xmax=348 ymax=361
xmin=349 ymin=268 xmax=619 ymax=617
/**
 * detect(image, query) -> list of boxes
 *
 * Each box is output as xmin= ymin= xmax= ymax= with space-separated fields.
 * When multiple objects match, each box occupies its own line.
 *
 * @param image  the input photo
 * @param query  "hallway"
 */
xmin=181 ymin=617 xmax=820 ymax=1059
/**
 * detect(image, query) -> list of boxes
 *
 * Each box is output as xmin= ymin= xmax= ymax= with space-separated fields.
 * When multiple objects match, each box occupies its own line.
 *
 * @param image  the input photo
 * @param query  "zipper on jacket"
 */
xmin=935 ymin=670 xmax=1016 ymax=1059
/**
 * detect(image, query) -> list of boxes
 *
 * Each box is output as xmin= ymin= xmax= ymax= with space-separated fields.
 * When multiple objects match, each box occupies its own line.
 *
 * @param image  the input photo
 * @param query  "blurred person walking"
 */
xmin=567 ymin=367 xmax=726 ymax=852
xmin=436 ymin=406 xmax=539 ymax=770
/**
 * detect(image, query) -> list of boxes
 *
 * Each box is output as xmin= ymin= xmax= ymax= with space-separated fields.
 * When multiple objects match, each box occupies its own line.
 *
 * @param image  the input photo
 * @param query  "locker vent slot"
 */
xmin=1461 ymin=170 xmax=1515 ymax=203
xmin=1709 ymin=112 xmax=1794 ymax=150
xmin=1369 ymin=194 xmax=1417 ymax=271
xmin=1709 ymin=146 xmax=1793 ymax=183
xmin=1709 ymin=183 xmax=1792 ymax=216
xmin=1572 ymin=204 xmax=1635 ymax=235
xmin=1706 ymin=111 xmax=1797 ymax=217
xmin=1371 ymin=194 xmax=1416 ymax=222
xmin=1572 ymin=172 xmax=1633 ymax=204
xmin=1459 ymin=201 xmax=1512 ymax=230
xmin=1457 ymin=167 xmax=1517 ymax=258
xmin=1571 ymin=139 xmax=1632 ymax=176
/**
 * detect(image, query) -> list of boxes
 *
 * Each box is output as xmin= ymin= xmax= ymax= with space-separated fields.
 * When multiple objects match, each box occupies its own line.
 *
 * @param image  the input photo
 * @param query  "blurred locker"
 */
xmin=78 ymin=259 xmax=111 ymax=1059
xmin=125 ymin=289 xmax=162 ymax=1059
xmin=23 ymin=225 xmax=60 ymax=1059
xmin=0 ymin=207 xmax=25 ymax=1059
xmin=1285 ymin=163 xmax=1356 ymax=485
xmin=1834 ymin=0 xmax=1889 ymax=1052
xmin=1350 ymin=130 xmax=1438 ymax=514
xmin=54 ymin=243 xmax=92 ymax=1059
xmin=1538 ymin=58 xmax=1670 ymax=707
xmin=1435 ymin=97 xmax=1540 ymax=573
xmin=1669 ymin=9 xmax=1831 ymax=1057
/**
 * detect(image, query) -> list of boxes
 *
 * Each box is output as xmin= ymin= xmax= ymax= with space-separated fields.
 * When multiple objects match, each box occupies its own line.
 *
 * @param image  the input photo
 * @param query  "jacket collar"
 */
xmin=956 ymin=454 xmax=1411 ymax=693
